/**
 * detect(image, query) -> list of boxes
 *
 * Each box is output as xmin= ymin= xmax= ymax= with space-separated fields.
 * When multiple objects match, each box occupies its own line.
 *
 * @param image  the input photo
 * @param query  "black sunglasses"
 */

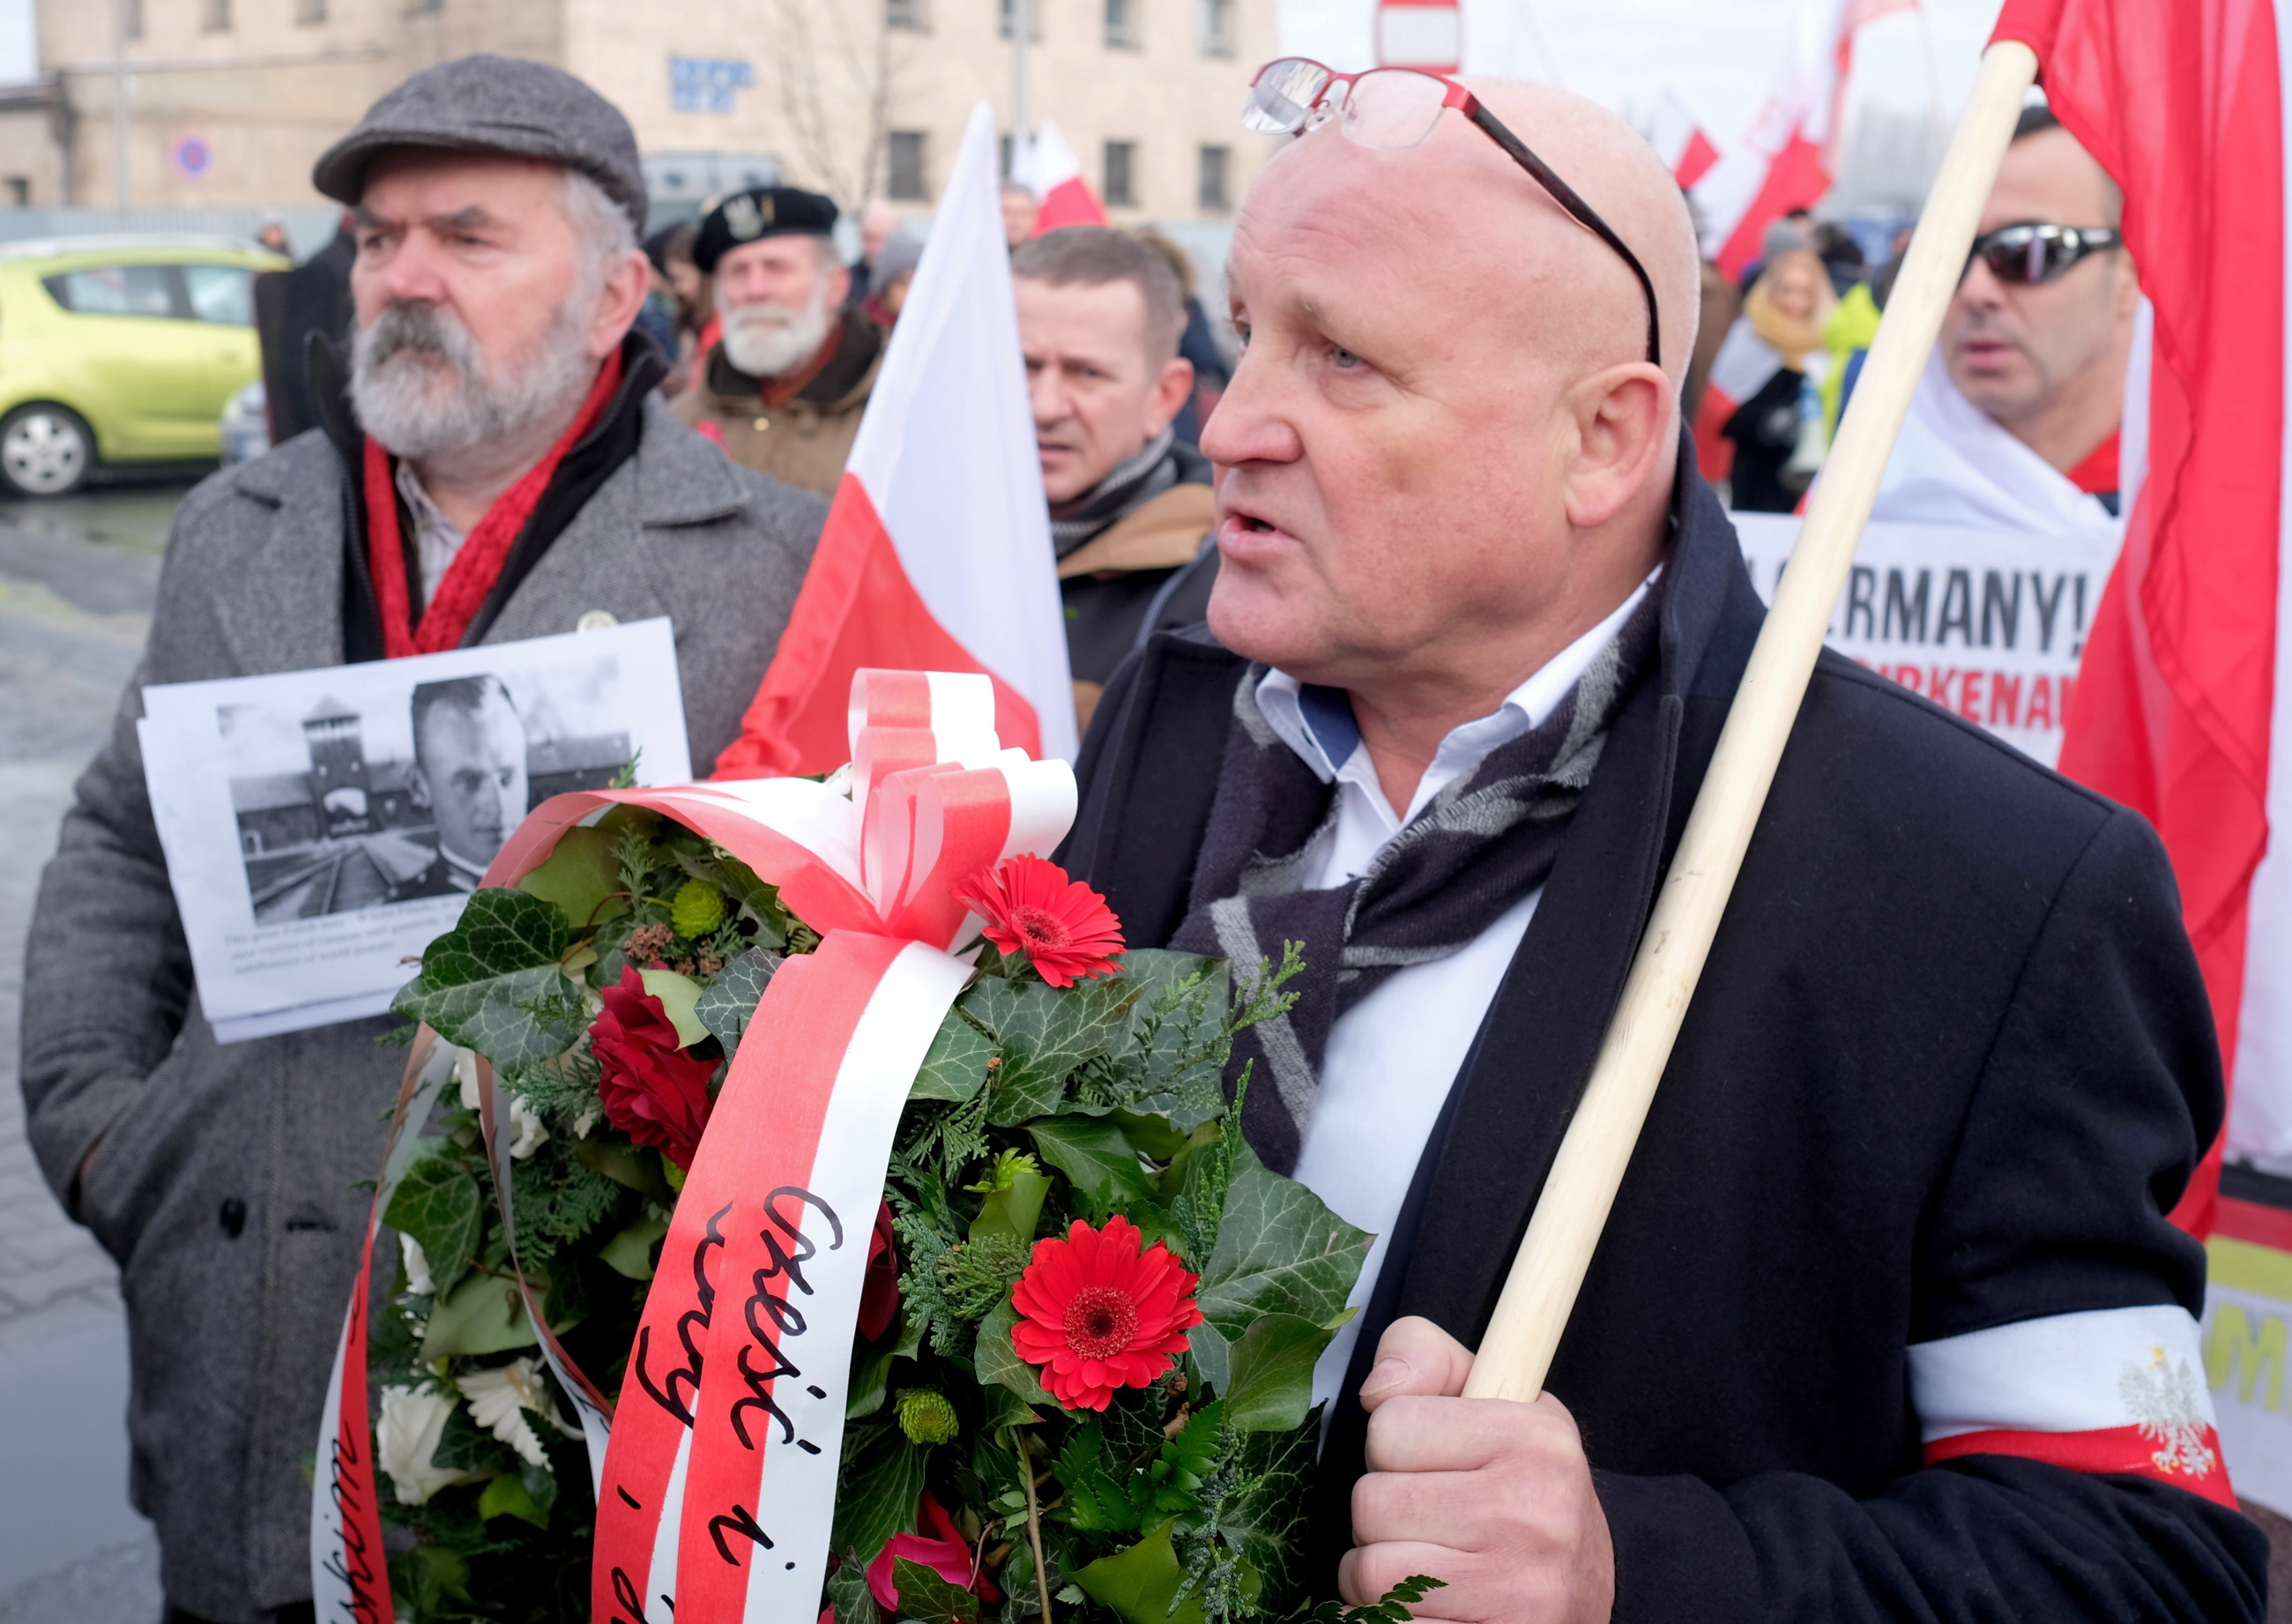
xmin=1964 ymin=222 xmax=2124 ymax=287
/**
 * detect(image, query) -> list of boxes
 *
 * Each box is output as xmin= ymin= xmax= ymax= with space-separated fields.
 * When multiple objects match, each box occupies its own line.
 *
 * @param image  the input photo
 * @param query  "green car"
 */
xmin=0 ymin=236 xmax=289 ymax=496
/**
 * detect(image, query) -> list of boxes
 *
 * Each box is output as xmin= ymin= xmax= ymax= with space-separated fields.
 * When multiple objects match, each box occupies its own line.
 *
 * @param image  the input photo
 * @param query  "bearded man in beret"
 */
xmin=673 ymin=184 xmax=885 ymax=495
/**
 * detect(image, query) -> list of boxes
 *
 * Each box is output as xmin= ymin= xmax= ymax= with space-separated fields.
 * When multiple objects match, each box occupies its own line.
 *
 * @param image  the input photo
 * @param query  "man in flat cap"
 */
xmin=19 ymin=55 xmax=823 ymax=1623
xmin=1064 ymin=66 xmax=2265 ymax=1620
xmin=673 ymin=184 xmax=885 ymax=495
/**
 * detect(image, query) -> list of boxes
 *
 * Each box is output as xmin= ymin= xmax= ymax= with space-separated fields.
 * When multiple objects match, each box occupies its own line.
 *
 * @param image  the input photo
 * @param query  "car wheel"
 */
xmin=0 ymin=405 xmax=93 ymax=497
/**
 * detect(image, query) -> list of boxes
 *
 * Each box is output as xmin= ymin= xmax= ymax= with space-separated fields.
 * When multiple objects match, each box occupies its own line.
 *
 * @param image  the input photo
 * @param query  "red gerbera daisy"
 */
xmin=1009 ymin=1215 xmax=1202 ymax=1411
xmin=951 ymin=853 xmax=1125 ymax=988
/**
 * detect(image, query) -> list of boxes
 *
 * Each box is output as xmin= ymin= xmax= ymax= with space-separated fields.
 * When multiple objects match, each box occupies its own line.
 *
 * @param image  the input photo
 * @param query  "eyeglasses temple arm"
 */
xmin=1468 ymin=103 xmax=1664 ymax=369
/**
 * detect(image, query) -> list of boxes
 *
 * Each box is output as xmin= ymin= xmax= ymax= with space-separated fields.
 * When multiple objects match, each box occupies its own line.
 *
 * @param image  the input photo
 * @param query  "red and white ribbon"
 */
xmin=310 ymin=671 xmax=1074 ymax=1624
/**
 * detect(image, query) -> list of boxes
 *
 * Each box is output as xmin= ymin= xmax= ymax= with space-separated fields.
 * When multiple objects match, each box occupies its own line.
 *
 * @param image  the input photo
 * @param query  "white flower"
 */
xmin=376 ymin=1385 xmax=477 ymax=1506
xmin=822 ymin=760 xmax=855 ymax=799
xmin=571 ymin=1104 xmax=601 ymax=1140
xmin=460 ymin=1356 xmax=573 ymax=1469
xmin=398 ymin=1233 xmax=434 ymax=1297
xmin=454 ymin=1044 xmax=549 ymax=1158
xmin=506 ymin=1093 xmax=549 ymax=1160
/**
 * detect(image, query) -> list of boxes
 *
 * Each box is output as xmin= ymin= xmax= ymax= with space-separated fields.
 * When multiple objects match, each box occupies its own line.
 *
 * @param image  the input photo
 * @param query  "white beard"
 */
xmin=720 ymin=281 xmax=834 ymax=380
xmin=350 ymin=299 xmax=597 ymax=461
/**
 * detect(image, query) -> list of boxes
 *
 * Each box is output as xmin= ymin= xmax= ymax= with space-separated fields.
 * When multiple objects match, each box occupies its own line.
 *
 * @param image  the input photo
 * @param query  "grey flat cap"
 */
xmin=312 ymin=55 xmax=646 ymax=228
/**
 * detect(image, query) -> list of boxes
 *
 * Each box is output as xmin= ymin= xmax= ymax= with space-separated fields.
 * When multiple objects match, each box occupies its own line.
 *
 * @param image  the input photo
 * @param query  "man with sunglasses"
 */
xmin=1869 ymin=106 xmax=2137 ymax=529
xmin=1065 ymin=63 xmax=2262 ymax=1624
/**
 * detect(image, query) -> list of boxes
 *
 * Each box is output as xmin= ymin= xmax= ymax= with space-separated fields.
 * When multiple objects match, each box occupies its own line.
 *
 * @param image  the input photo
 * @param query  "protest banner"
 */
xmin=2204 ymin=1192 xmax=2292 ymax=1516
xmin=137 ymin=619 xmax=689 ymax=1040
xmin=1730 ymin=511 xmax=2122 ymax=768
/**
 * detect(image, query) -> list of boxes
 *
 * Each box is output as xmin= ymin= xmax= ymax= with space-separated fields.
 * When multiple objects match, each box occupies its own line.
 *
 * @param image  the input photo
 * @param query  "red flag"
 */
xmin=1994 ymin=0 xmax=2286 ymax=1236
xmin=1650 ymin=88 xmax=1723 ymax=191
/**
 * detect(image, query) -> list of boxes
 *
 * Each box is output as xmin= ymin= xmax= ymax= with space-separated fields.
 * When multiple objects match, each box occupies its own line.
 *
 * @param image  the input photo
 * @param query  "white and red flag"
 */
xmin=1649 ymin=88 xmax=1722 ymax=191
xmin=713 ymin=103 xmax=1079 ymax=780
xmin=1020 ymin=121 xmax=1111 ymax=232
xmin=1986 ymin=0 xmax=2285 ymax=1240
xmin=1691 ymin=0 xmax=1918 ymax=279
xmin=1375 ymin=0 xmax=1462 ymax=76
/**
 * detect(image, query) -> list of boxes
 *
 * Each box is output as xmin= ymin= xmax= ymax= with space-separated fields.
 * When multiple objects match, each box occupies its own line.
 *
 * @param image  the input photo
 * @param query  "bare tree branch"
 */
xmin=768 ymin=0 xmax=902 ymax=213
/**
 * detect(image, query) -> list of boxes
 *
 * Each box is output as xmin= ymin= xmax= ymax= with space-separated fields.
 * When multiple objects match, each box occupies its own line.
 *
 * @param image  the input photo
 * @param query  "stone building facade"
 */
xmin=23 ymin=0 xmax=1281 ymax=225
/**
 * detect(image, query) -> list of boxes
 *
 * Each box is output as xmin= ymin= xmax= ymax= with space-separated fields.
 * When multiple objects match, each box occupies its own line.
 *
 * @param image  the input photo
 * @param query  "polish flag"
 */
xmin=712 ymin=102 xmax=1078 ymax=778
xmin=1376 ymin=0 xmax=1462 ymax=76
xmin=1649 ymin=88 xmax=1722 ymax=191
xmin=1022 ymin=121 xmax=1110 ymax=232
xmin=1692 ymin=0 xmax=1919 ymax=279
xmin=1992 ymin=0 xmax=2285 ymax=1241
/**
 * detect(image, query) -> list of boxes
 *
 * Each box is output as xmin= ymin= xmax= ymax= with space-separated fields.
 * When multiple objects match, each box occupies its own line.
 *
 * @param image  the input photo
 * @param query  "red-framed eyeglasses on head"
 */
xmin=1242 ymin=56 xmax=1663 ymax=369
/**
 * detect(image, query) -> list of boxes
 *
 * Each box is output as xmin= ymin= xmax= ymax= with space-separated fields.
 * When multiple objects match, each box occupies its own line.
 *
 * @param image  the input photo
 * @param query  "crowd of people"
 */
xmin=13 ymin=43 xmax=2264 ymax=1624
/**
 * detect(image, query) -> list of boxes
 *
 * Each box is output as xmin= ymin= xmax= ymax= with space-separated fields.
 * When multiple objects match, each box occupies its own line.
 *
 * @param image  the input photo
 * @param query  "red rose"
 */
xmin=592 ymin=965 xmax=717 ymax=1170
xmin=859 ymin=1199 xmax=901 ymax=1342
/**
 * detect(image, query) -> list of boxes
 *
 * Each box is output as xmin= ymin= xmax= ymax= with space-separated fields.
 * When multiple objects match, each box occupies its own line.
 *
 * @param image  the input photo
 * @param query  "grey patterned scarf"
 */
xmin=1167 ymin=592 xmax=1660 ymax=1172
xmin=1049 ymin=428 xmax=1179 ymax=556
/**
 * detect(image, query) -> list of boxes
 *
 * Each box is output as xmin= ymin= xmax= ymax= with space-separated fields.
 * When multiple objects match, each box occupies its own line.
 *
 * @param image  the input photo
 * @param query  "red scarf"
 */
xmin=361 ymin=350 xmax=624 ymax=659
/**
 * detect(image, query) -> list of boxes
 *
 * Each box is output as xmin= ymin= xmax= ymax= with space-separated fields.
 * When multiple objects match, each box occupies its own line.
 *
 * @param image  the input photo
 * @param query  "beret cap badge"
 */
xmin=726 ymin=194 xmax=766 ymax=241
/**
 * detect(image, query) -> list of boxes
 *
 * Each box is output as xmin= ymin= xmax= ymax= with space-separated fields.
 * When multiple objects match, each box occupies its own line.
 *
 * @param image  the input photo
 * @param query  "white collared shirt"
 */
xmin=396 ymin=459 xmax=465 ymax=610
xmin=1253 ymin=574 xmax=1656 ymax=1415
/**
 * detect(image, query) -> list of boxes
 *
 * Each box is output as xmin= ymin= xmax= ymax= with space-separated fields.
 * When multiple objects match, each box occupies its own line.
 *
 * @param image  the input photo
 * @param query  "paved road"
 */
xmin=0 ymin=480 xmax=182 ymax=1620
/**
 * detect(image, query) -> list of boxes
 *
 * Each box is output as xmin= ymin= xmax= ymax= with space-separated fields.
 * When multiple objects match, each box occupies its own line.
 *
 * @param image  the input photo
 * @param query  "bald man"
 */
xmin=1060 ymin=67 xmax=2264 ymax=1622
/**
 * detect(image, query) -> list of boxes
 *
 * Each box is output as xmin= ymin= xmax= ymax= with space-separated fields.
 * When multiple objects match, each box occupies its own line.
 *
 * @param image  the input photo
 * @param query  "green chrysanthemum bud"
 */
xmin=671 ymin=879 xmax=726 ymax=940
xmin=896 ymin=1388 xmax=960 ymax=1447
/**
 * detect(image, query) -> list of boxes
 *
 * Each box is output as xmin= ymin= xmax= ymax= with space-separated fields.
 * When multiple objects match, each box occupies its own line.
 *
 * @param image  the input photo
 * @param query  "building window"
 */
xmin=1000 ymin=133 xmax=1016 ymax=179
xmin=1199 ymin=0 xmax=1233 ymax=56
xmin=296 ymin=0 xmax=327 ymax=21
xmin=998 ymin=0 xmax=1042 ymax=40
xmin=1104 ymin=140 xmax=1136 ymax=208
xmin=203 ymin=0 xmax=232 ymax=31
xmin=4 ymin=177 xmax=27 ymax=208
xmin=888 ymin=130 xmax=929 ymax=201
xmin=886 ymin=0 xmax=928 ymax=29
xmin=1198 ymin=144 xmax=1229 ymax=212
xmin=122 ymin=0 xmax=145 ymax=40
xmin=1104 ymin=0 xmax=1139 ymax=49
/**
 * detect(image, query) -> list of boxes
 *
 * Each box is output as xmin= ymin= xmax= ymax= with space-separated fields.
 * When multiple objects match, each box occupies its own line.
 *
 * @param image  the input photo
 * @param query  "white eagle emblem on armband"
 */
xmin=2120 ymin=1344 xmax=2218 ymax=1479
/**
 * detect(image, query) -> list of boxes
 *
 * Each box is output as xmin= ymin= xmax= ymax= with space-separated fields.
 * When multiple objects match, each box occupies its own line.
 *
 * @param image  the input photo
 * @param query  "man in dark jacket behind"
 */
xmin=19 ymin=57 xmax=823 ymax=1623
xmin=1014 ymin=226 xmax=1218 ymax=733
xmin=1060 ymin=73 xmax=2266 ymax=1621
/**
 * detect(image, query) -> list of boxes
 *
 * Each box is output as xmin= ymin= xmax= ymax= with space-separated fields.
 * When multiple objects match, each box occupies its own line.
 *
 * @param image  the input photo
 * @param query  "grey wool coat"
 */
xmin=18 ymin=395 xmax=825 ymax=1620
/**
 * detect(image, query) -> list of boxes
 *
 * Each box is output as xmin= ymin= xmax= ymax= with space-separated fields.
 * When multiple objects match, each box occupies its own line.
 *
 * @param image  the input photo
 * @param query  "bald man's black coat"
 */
xmin=1058 ymin=437 xmax=2268 ymax=1622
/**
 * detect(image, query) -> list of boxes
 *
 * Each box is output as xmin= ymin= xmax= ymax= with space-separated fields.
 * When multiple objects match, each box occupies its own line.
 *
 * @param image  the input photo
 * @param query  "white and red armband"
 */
xmin=1910 ymin=1304 xmax=2235 ymax=1507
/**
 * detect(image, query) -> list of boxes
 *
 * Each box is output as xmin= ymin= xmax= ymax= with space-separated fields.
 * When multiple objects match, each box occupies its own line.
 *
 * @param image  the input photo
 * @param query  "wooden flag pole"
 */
xmin=1462 ymin=39 xmax=2042 ymax=1404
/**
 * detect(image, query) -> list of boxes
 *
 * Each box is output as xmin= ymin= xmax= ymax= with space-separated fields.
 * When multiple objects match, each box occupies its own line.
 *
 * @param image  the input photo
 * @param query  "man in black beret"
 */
xmin=672 ymin=184 xmax=885 ymax=495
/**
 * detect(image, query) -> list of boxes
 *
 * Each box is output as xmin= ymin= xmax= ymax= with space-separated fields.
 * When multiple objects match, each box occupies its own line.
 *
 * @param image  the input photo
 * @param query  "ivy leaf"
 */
xmin=889 ymin=1556 xmax=980 ymax=1624
xmin=974 ymin=1299 xmax=1047 ymax=1406
xmin=822 ymin=1561 xmax=881 ymax=1624
xmin=419 ymin=1270 xmax=536 ymax=1360
xmin=1189 ymin=1147 xmax=1371 ymax=1393
xmin=382 ymin=1140 xmax=480 ymax=1299
xmin=1072 ymin=1516 xmax=1208 ymax=1624
xmin=912 ymin=1004 xmax=997 ymax=1104
xmin=694 ymin=946 xmax=781 ymax=1059
xmin=832 ymin=1424 xmax=926 ymax=1568
xmin=1218 ymin=1314 xmax=1333 ymax=1434
xmin=406 ymin=887 xmax=569 ymax=987
xmin=428 ymin=1397 xmax=517 ymax=1474
xmin=478 ymin=1471 xmax=548 ymax=1529
xmin=517 ymin=825 xmax=625 ymax=931
xmin=391 ymin=890 xmax=588 ymax=1069
xmin=1217 ymin=1419 xmax=1320 ymax=1606
xmin=968 ymin=979 xmax=1123 ymax=1126
xmin=1026 ymin=1115 xmax=1156 ymax=1217
xmin=848 ymin=1345 xmax=894 ymax=1419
